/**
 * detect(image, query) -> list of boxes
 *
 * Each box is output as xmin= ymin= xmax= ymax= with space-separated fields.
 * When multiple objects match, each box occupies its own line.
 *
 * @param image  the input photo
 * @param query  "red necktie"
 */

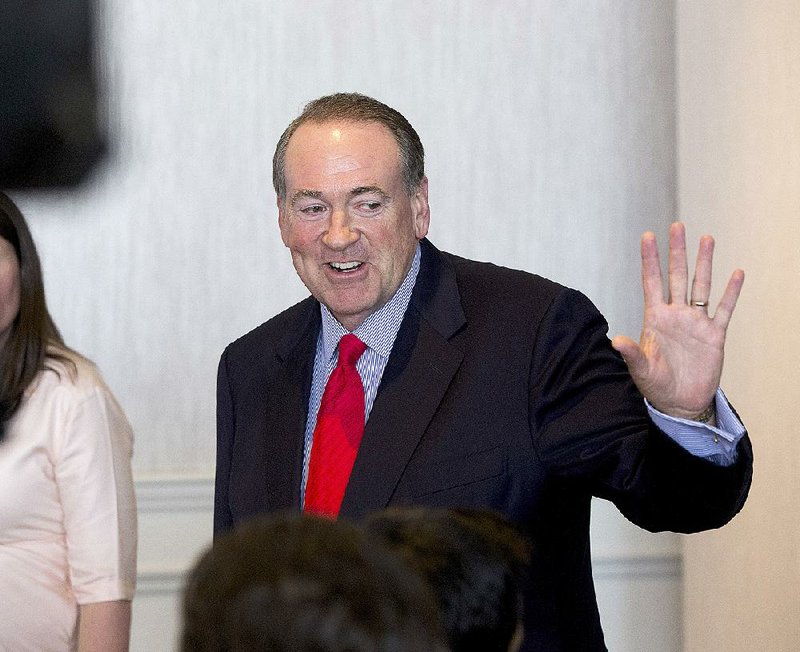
xmin=304 ymin=334 xmax=368 ymax=517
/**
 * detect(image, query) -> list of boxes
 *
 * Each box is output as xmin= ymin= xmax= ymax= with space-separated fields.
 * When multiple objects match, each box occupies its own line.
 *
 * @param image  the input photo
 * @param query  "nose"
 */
xmin=321 ymin=208 xmax=359 ymax=250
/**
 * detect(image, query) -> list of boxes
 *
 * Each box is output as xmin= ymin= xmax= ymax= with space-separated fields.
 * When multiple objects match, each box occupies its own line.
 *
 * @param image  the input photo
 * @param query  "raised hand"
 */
xmin=611 ymin=222 xmax=744 ymax=420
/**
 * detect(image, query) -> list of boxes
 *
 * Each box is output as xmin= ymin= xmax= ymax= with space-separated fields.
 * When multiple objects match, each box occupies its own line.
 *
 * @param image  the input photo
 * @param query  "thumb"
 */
xmin=611 ymin=335 xmax=645 ymax=378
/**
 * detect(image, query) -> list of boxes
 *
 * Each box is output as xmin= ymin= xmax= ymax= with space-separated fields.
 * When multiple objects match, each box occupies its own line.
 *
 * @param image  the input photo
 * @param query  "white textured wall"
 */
xmin=10 ymin=2 xmax=681 ymax=649
xmin=678 ymin=2 xmax=800 ymax=650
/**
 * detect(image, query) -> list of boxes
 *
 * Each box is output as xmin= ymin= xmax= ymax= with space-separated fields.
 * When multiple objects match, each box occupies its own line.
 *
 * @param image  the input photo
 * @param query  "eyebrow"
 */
xmin=289 ymin=189 xmax=323 ymax=206
xmin=350 ymin=186 xmax=389 ymax=200
xmin=289 ymin=186 xmax=391 ymax=206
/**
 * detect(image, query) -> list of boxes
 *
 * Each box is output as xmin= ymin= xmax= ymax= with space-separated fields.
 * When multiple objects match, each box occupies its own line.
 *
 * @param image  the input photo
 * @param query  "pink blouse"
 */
xmin=0 ymin=352 xmax=136 ymax=651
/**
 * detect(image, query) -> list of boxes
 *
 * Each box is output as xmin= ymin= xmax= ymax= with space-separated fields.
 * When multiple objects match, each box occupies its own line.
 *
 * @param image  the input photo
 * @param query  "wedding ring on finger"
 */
xmin=691 ymin=300 xmax=709 ymax=308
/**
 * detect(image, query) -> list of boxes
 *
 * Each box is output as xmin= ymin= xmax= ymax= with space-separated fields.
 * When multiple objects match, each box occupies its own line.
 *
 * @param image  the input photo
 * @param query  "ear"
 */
xmin=411 ymin=176 xmax=430 ymax=240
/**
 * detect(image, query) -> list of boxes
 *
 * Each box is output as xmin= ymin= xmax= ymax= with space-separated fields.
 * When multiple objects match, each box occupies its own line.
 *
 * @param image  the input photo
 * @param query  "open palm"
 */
xmin=611 ymin=222 xmax=744 ymax=420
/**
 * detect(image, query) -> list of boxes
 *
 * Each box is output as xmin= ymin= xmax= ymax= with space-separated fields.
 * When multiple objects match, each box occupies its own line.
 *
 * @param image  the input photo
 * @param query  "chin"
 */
xmin=323 ymin=292 xmax=377 ymax=318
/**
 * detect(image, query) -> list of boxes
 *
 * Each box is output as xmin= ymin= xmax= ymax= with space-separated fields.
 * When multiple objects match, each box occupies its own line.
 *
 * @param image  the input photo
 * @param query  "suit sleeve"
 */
xmin=214 ymin=349 xmax=234 ymax=535
xmin=529 ymin=287 xmax=752 ymax=533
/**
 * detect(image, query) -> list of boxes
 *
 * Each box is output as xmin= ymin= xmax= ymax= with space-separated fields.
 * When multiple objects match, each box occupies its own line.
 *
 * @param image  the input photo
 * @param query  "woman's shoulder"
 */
xmin=37 ymin=346 xmax=109 ymax=398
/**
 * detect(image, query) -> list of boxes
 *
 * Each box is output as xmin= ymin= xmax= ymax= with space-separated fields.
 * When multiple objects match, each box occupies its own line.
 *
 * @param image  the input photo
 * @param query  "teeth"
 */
xmin=330 ymin=261 xmax=361 ymax=271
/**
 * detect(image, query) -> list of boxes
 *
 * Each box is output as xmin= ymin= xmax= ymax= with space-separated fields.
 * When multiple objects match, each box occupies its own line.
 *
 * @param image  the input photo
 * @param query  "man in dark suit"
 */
xmin=215 ymin=93 xmax=751 ymax=651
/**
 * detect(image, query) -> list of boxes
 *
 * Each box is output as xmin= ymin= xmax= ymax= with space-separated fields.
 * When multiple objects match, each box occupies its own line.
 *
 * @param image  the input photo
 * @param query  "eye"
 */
xmin=356 ymin=200 xmax=383 ymax=215
xmin=298 ymin=204 xmax=327 ymax=219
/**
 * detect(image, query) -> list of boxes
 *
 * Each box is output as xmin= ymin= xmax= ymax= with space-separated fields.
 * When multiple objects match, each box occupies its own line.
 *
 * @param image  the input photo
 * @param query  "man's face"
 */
xmin=278 ymin=120 xmax=429 ymax=331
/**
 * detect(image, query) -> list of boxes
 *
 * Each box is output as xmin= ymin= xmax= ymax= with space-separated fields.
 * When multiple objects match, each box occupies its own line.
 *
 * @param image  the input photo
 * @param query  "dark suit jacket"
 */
xmin=216 ymin=238 xmax=752 ymax=651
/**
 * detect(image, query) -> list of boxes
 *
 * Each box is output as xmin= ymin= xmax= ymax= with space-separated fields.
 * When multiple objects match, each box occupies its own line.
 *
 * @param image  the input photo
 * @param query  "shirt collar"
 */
xmin=320 ymin=243 xmax=421 ymax=361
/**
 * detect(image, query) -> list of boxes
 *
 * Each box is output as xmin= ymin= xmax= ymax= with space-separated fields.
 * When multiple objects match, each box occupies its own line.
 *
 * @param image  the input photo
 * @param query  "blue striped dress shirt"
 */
xmin=301 ymin=245 xmax=421 ymax=501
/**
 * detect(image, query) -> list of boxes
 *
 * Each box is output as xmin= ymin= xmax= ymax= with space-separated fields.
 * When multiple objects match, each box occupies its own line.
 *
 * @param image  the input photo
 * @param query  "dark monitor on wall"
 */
xmin=1 ymin=1 xmax=104 ymax=189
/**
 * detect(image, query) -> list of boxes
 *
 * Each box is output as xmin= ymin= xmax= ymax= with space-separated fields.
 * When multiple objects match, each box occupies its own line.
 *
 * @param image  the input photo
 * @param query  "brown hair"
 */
xmin=272 ymin=93 xmax=425 ymax=199
xmin=182 ymin=514 xmax=448 ymax=652
xmin=364 ymin=507 xmax=531 ymax=652
xmin=0 ymin=192 xmax=73 ymax=437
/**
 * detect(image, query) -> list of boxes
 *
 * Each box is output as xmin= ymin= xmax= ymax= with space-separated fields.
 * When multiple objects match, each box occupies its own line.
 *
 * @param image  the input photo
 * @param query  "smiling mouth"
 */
xmin=328 ymin=261 xmax=363 ymax=272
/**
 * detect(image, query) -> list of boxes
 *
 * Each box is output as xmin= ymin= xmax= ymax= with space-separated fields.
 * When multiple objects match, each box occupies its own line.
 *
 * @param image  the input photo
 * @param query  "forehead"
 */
xmin=284 ymin=120 xmax=403 ymax=189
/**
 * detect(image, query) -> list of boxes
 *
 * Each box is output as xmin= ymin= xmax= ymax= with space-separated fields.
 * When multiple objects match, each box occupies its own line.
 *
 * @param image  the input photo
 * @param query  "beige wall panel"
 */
xmin=678 ymin=1 xmax=800 ymax=650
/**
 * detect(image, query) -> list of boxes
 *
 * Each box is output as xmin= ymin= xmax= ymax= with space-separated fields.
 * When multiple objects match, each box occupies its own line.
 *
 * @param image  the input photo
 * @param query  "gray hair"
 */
xmin=272 ymin=93 xmax=425 ymax=199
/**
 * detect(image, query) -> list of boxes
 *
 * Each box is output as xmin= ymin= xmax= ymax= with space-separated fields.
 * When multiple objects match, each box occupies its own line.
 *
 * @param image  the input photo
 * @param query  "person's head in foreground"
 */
xmin=181 ymin=513 xmax=448 ymax=652
xmin=364 ymin=506 xmax=531 ymax=652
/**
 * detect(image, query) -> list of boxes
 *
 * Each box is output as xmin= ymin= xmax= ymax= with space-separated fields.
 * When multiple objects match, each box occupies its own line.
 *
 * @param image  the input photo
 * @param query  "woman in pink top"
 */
xmin=0 ymin=192 xmax=136 ymax=651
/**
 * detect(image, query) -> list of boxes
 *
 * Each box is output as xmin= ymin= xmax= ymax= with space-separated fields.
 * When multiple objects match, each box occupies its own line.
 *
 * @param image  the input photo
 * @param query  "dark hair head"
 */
xmin=272 ymin=93 xmax=425 ymax=199
xmin=181 ymin=513 xmax=448 ymax=652
xmin=364 ymin=507 xmax=531 ymax=652
xmin=0 ymin=192 xmax=68 ymax=438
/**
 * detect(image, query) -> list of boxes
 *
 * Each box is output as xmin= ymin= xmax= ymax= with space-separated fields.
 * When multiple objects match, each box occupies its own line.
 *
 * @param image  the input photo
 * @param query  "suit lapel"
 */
xmin=252 ymin=301 xmax=319 ymax=514
xmin=340 ymin=240 xmax=466 ymax=519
